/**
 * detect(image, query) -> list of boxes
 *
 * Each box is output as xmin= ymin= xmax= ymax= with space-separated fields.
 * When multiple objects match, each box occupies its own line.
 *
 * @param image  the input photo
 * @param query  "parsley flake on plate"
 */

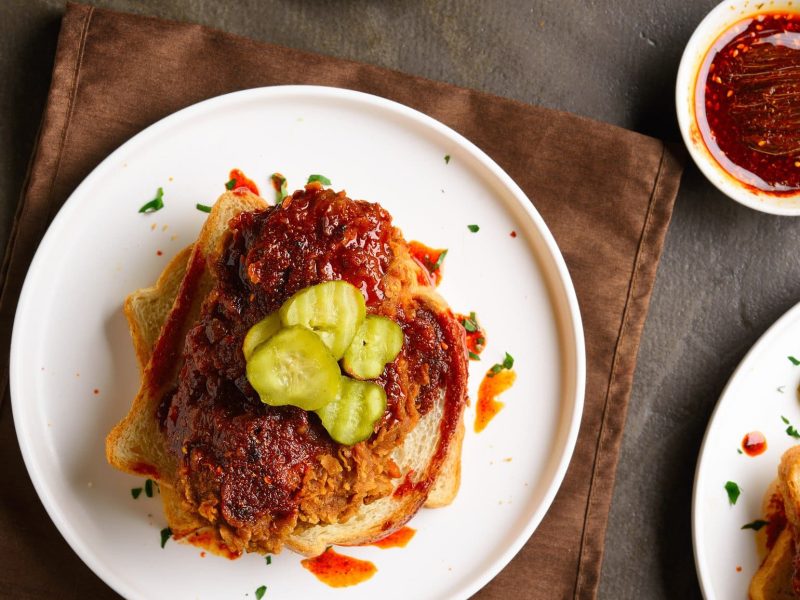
xmin=307 ymin=174 xmax=331 ymax=185
xmin=489 ymin=352 xmax=514 ymax=376
xmin=255 ymin=585 xmax=267 ymax=599
xmin=196 ymin=203 xmax=212 ymax=213
xmin=467 ymin=224 xmax=480 ymax=233
xmin=433 ymin=249 xmax=448 ymax=271
xmin=160 ymin=527 xmax=172 ymax=548
xmin=725 ymin=481 xmax=741 ymax=505
xmin=271 ymin=173 xmax=288 ymax=204
xmin=741 ymin=519 xmax=769 ymax=531
xmin=138 ymin=187 xmax=164 ymax=213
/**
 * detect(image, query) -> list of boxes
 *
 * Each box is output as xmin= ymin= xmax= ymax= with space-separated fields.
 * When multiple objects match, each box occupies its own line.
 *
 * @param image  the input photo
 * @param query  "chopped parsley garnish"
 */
xmin=444 ymin=154 xmax=451 ymax=164
xmin=725 ymin=481 xmax=741 ymax=505
xmin=461 ymin=313 xmax=478 ymax=333
xmin=196 ymin=203 xmax=212 ymax=213
xmin=145 ymin=478 xmax=154 ymax=498
xmin=131 ymin=487 xmax=142 ymax=499
xmin=489 ymin=352 xmax=514 ymax=376
xmin=790 ymin=356 xmax=800 ymax=366
xmin=255 ymin=585 xmax=267 ymax=600
xmin=741 ymin=519 xmax=769 ymax=531
xmin=307 ymin=174 xmax=331 ymax=185
xmin=778 ymin=386 xmax=787 ymax=393
xmin=271 ymin=173 xmax=288 ymax=204
xmin=138 ymin=187 xmax=164 ymax=213
xmin=782 ymin=416 xmax=800 ymax=438
xmin=265 ymin=555 xmax=272 ymax=565
xmin=736 ymin=448 xmax=743 ymax=455
xmin=467 ymin=224 xmax=480 ymax=233
xmin=225 ymin=178 xmax=237 ymax=190
xmin=160 ymin=527 xmax=172 ymax=548
xmin=433 ymin=249 xmax=448 ymax=271
xmin=468 ymin=351 xmax=481 ymax=361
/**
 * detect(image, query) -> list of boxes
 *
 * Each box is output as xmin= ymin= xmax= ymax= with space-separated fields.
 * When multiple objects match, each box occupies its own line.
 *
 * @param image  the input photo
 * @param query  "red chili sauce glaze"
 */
xmin=475 ymin=369 xmax=516 ymax=433
xmin=765 ymin=492 xmax=787 ymax=550
xmin=301 ymin=548 xmax=377 ymax=587
xmin=454 ymin=312 xmax=486 ymax=359
xmin=408 ymin=241 xmax=446 ymax=286
xmin=155 ymin=184 xmax=466 ymax=547
xmin=369 ymin=526 xmax=416 ymax=549
xmin=228 ymin=168 xmax=260 ymax=196
xmin=697 ymin=13 xmax=800 ymax=193
xmin=742 ymin=431 xmax=767 ymax=456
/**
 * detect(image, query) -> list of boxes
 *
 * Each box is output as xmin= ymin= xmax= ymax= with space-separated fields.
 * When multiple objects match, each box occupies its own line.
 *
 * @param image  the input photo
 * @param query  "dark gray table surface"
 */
xmin=2 ymin=1 xmax=786 ymax=598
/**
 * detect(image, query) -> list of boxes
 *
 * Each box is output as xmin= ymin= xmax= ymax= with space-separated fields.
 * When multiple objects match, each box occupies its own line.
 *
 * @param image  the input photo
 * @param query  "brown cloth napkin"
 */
xmin=0 ymin=4 xmax=683 ymax=599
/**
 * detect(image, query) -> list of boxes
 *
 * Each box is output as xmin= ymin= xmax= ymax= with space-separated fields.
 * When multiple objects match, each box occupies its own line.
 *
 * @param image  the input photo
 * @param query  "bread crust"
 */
xmin=750 ymin=446 xmax=800 ymax=599
xmin=107 ymin=188 xmax=466 ymax=557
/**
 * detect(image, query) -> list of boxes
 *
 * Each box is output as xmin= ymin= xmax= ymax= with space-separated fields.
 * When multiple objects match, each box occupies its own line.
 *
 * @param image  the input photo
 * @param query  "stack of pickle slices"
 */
xmin=244 ymin=281 xmax=404 ymax=445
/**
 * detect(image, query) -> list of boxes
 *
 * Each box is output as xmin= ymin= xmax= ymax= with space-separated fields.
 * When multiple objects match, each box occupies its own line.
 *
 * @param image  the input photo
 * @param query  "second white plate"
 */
xmin=694 ymin=301 xmax=800 ymax=599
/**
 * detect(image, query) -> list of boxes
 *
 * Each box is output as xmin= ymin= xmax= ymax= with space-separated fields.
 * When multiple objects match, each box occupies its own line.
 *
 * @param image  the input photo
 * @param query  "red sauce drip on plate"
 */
xmin=474 ymin=369 xmax=516 ymax=433
xmin=175 ymin=529 xmax=241 ymax=560
xmin=301 ymin=548 xmax=377 ymax=587
xmin=742 ymin=431 xmax=767 ymax=456
xmin=408 ymin=241 xmax=446 ymax=286
xmin=454 ymin=312 xmax=486 ymax=358
xmin=228 ymin=168 xmax=260 ymax=196
xmin=697 ymin=13 xmax=800 ymax=193
xmin=369 ymin=526 xmax=416 ymax=549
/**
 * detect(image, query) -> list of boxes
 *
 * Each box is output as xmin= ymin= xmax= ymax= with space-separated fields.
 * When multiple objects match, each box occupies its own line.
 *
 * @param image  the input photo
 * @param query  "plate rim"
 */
xmin=9 ymin=84 xmax=586 ymax=599
xmin=692 ymin=299 xmax=800 ymax=599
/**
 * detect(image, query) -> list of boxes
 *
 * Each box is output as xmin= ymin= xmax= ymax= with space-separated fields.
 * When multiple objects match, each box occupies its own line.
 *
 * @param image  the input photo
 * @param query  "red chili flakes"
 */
xmin=156 ymin=250 xmax=163 ymax=256
xmin=510 ymin=230 xmax=517 ymax=238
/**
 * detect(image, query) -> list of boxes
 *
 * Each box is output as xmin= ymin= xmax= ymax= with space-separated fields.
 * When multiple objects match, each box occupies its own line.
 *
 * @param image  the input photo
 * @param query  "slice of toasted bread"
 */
xmin=109 ymin=188 xmax=465 ymax=557
xmin=124 ymin=244 xmax=193 ymax=371
xmin=779 ymin=447 xmax=800 ymax=532
xmin=750 ymin=528 xmax=797 ymax=600
xmin=107 ymin=191 xmax=266 ymax=482
xmin=749 ymin=447 xmax=800 ymax=599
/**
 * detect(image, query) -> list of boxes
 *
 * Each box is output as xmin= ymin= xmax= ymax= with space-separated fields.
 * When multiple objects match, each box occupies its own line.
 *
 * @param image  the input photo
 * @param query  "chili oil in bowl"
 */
xmin=677 ymin=0 xmax=800 ymax=214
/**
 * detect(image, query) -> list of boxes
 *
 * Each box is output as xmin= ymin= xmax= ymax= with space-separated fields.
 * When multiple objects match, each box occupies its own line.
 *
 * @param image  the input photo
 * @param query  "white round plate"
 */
xmin=694 ymin=301 xmax=800 ymax=599
xmin=10 ymin=86 xmax=584 ymax=600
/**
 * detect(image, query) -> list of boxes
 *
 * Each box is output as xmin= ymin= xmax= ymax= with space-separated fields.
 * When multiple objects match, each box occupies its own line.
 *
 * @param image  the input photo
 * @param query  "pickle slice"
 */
xmin=341 ymin=315 xmax=404 ymax=379
xmin=242 ymin=312 xmax=282 ymax=360
xmin=246 ymin=326 xmax=341 ymax=410
xmin=279 ymin=281 xmax=366 ymax=359
xmin=315 ymin=377 xmax=387 ymax=445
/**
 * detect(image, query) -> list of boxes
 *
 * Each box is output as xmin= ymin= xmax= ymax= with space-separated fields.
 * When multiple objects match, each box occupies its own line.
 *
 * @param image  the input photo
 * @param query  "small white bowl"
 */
xmin=676 ymin=0 xmax=800 ymax=215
